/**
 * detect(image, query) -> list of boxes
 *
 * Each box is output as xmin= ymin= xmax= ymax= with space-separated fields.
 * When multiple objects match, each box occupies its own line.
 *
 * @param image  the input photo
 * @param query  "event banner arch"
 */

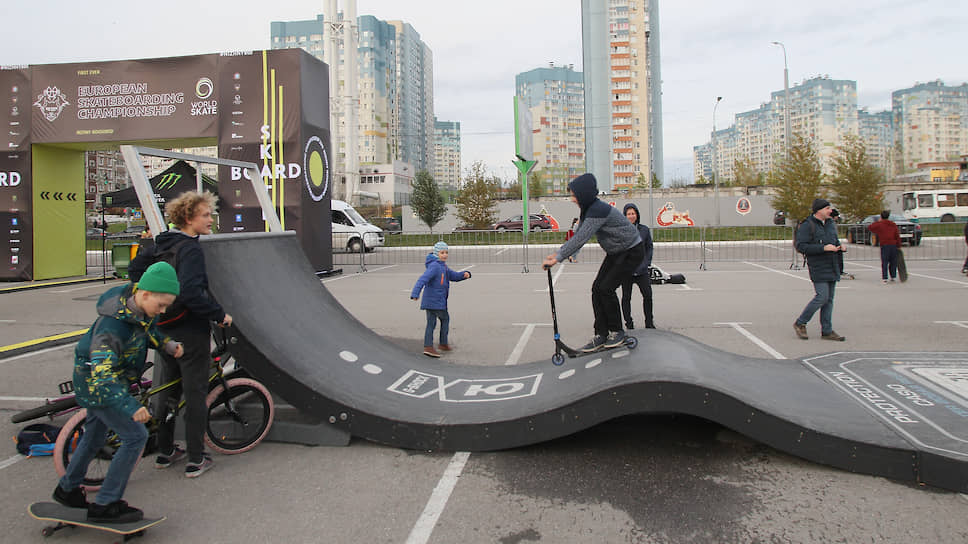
xmin=0 ymin=48 xmax=332 ymax=280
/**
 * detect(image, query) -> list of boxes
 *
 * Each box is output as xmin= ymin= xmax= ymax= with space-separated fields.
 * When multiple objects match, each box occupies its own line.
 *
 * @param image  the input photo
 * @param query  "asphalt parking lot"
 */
xmin=2 ymin=257 xmax=967 ymax=543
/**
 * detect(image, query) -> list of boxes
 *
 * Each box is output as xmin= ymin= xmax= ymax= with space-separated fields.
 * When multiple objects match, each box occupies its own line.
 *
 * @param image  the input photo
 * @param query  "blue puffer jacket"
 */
xmin=410 ymin=253 xmax=471 ymax=310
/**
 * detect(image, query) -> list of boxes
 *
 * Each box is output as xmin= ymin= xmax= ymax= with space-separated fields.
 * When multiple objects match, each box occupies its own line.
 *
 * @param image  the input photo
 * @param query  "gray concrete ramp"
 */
xmin=200 ymin=232 xmax=968 ymax=492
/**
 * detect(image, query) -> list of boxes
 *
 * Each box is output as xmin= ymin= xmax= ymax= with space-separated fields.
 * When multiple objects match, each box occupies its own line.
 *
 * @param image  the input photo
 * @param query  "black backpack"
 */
xmin=14 ymin=423 xmax=61 ymax=456
xmin=136 ymin=238 xmax=193 ymax=325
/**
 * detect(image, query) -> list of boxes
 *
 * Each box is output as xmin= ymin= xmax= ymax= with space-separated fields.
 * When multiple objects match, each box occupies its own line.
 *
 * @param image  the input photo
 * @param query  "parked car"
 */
xmin=491 ymin=214 xmax=552 ymax=232
xmin=846 ymin=214 xmax=922 ymax=246
xmin=108 ymin=224 xmax=146 ymax=240
xmin=773 ymin=211 xmax=787 ymax=226
xmin=86 ymin=227 xmax=106 ymax=239
xmin=369 ymin=217 xmax=401 ymax=234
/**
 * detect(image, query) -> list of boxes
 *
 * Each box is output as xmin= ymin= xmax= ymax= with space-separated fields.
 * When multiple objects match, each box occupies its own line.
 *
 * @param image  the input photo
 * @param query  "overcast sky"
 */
xmin=3 ymin=0 xmax=964 ymax=184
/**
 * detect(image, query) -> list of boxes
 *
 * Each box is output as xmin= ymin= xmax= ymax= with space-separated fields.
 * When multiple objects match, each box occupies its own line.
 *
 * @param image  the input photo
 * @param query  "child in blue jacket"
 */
xmin=410 ymin=241 xmax=471 ymax=357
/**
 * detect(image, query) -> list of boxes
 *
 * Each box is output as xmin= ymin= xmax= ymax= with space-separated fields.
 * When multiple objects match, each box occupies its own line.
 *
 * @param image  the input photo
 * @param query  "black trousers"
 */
xmin=591 ymin=242 xmax=645 ymax=336
xmin=621 ymin=273 xmax=654 ymax=328
xmin=154 ymin=324 xmax=212 ymax=463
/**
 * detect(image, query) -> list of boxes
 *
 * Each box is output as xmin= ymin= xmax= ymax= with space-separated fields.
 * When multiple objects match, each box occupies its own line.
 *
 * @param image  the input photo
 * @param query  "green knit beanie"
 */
xmin=137 ymin=262 xmax=180 ymax=295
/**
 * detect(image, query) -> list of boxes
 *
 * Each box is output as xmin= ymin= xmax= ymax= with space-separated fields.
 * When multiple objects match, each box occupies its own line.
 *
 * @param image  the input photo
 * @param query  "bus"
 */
xmin=901 ymin=189 xmax=968 ymax=223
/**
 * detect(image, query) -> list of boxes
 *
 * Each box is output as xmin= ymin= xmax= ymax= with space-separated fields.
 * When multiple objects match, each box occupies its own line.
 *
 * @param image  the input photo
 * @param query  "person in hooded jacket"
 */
xmin=128 ymin=190 xmax=232 ymax=479
xmin=410 ymin=241 xmax=472 ymax=358
xmin=53 ymin=262 xmax=183 ymax=523
xmin=620 ymin=203 xmax=655 ymax=330
xmin=542 ymin=173 xmax=644 ymax=352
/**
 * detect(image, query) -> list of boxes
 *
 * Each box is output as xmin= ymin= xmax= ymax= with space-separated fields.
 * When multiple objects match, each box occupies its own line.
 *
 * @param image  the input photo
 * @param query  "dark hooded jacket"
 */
xmin=622 ymin=203 xmax=654 ymax=276
xmin=73 ymin=284 xmax=177 ymax=417
xmin=555 ymin=174 xmax=641 ymax=261
xmin=795 ymin=215 xmax=841 ymax=282
xmin=129 ymin=230 xmax=227 ymax=329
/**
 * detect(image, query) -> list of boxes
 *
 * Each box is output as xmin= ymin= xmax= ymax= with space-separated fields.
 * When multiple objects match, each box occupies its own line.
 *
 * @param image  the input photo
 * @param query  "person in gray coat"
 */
xmin=620 ymin=203 xmax=655 ymax=329
xmin=543 ymin=174 xmax=643 ymax=352
xmin=793 ymin=199 xmax=846 ymax=341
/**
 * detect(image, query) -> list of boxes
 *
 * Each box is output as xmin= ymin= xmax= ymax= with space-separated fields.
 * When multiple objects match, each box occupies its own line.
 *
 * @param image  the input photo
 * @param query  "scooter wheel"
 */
xmin=625 ymin=336 xmax=638 ymax=349
xmin=551 ymin=353 xmax=565 ymax=366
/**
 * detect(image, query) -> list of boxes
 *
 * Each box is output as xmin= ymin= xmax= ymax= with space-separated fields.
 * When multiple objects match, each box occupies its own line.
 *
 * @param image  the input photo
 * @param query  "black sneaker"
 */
xmin=87 ymin=500 xmax=143 ymax=524
xmin=604 ymin=330 xmax=626 ymax=348
xmin=185 ymin=453 xmax=214 ymax=478
xmin=52 ymin=484 xmax=87 ymax=509
xmin=625 ymin=322 xmax=634 ymax=330
xmin=155 ymin=444 xmax=187 ymax=469
xmin=580 ymin=335 xmax=606 ymax=353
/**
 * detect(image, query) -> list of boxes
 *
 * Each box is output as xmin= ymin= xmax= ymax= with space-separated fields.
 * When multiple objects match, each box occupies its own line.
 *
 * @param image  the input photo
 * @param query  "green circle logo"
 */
xmin=303 ymin=135 xmax=329 ymax=201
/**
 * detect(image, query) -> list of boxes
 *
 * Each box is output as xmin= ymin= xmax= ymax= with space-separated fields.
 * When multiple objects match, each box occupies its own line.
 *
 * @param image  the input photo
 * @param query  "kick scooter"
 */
xmin=545 ymin=266 xmax=637 ymax=366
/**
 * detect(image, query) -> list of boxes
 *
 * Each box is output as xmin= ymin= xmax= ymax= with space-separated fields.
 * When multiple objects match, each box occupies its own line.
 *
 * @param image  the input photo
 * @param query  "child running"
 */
xmin=52 ymin=262 xmax=184 ymax=523
xmin=410 ymin=241 xmax=472 ymax=357
xmin=543 ymin=173 xmax=643 ymax=352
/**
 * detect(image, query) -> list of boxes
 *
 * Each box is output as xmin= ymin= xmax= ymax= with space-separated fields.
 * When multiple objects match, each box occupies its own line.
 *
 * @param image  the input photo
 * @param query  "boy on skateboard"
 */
xmin=542 ymin=173 xmax=644 ymax=352
xmin=52 ymin=262 xmax=184 ymax=523
xmin=411 ymin=241 xmax=471 ymax=357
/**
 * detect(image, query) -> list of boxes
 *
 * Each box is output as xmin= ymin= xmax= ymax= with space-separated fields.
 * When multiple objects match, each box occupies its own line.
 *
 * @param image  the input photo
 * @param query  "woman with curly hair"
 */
xmin=129 ymin=190 xmax=232 ymax=479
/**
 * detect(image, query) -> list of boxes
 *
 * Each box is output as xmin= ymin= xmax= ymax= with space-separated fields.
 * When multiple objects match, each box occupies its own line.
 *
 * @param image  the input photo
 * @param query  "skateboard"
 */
xmin=897 ymin=249 xmax=908 ymax=282
xmin=29 ymin=502 xmax=165 ymax=541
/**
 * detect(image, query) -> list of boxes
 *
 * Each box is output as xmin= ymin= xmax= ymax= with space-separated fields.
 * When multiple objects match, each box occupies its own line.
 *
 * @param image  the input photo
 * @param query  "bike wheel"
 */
xmin=53 ymin=410 xmax=113 ymax=491
xmin=205 ymin=378 xmax=274 ymax=454
xmin=11 ymin=397 xmax=78 ymax=424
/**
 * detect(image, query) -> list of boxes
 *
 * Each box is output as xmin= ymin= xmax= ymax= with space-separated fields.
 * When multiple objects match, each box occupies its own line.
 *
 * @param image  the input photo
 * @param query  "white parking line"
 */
xmin=0 ymin=454 xmax=25 ymax=471
xmin=744 ymin=262 xmax=810 ymax=282
xmin=935 ymin=321 xmax=968 ymax=329
xmin=715 ymin=322 xmax=786 ymax=359
xmin=321 ymin=265 xmax=397 ymax=283
xmin=405 ymin=322 xmax=536 ymax=544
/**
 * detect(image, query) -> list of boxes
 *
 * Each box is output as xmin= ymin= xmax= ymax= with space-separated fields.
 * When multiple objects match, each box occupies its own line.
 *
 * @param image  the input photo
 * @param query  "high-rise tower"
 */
xmin=581 ymin=0 xmax=663 ymax=190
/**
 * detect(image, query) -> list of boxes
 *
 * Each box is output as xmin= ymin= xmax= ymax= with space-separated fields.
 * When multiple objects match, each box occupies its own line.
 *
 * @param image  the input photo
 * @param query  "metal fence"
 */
xmin=333 ymin=223 xmax=968 ymax=271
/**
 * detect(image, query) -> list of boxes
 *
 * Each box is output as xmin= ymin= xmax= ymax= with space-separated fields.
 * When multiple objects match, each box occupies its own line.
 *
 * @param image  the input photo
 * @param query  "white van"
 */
xmin=331 ymin=199 xmax=385 ymax=252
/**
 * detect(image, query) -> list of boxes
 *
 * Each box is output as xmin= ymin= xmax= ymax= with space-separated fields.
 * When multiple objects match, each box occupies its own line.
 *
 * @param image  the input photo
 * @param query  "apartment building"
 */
xmin=433 ymin=118 xmax=461 ymax=190
xmin=270 ymin=13 xmax=433 ymax=179
xmin=892 ymin=80 xmax=968 ymax=174
xmin=858 ymin=109 xmax=894 ymax=179
xmin=515 ymin=64 xmax=585 ymax=195
xmin=581 ymin=0 xmax=663 ymax=190
xmin=696 ymin=76 xmax=859 ymax=182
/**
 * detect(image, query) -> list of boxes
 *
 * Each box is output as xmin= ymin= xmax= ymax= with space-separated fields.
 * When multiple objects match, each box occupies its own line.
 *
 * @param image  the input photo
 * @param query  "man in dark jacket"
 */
xmin=793 ymin=198 xmax=846 ymax=341
xmin=620 ymin=203 xmax=655 ymax=329
xmin=543 ymin=173 xmax=643 ymax=352
xmin=129 ymin=191 xmax=232 ymax=478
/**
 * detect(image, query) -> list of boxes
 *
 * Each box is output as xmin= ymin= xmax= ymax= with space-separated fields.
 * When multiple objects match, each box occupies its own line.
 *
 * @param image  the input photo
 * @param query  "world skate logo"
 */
xmin=33 ymin=86 xmax=70 ymax=122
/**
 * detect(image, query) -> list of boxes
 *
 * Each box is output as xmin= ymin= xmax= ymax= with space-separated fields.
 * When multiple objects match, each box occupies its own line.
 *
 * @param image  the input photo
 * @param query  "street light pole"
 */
xmin=771 ymin=41 xmax=791 ymax=158
xmin=712 ymin=96 xmax=722 ymax=225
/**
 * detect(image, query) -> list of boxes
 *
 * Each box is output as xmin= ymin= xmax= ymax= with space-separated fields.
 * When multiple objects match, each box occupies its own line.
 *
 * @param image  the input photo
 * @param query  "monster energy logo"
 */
xmin=156 ymin=173 xmax=181 ymax=190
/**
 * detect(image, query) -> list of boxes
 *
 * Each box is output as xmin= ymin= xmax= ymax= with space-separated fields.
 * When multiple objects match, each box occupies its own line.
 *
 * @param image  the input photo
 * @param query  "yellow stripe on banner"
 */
xmin=278 ymin=85 xmax=285 ymax=230
xmin=0 ymin=329 xmax=88 ymax=353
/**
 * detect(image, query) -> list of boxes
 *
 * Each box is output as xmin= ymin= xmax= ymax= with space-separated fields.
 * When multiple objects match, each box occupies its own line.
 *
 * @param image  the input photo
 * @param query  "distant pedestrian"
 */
xmin=831 ymin=209 xmax=853 ymax=280
xmin=868 ymin=210 xmax=901 ymax=283
xmin=620 ymin=204 xmax=655 ymax=329
xmin=962 ymin=221 xmax=968 ymax=275
xmin=410 ymin=241 xmax=472 ymax=358
xmin=793 ymin=199 xmax=846 ymax=342
xmin=565 ymin=218 xmax=579 ymax=262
